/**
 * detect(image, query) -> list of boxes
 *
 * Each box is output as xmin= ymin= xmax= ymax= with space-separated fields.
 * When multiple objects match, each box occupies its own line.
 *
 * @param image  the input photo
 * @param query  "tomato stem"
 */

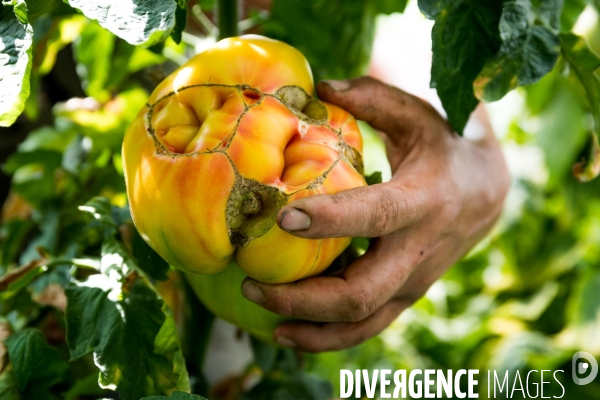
xmin=218 ymin=0 xmax=238 ymax=40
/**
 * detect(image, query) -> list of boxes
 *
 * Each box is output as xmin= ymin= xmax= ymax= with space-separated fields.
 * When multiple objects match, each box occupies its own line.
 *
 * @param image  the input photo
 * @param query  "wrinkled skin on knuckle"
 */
xmin=342 ymin=290 xmax=378 ymax=323
xmin=123 ymin=35 xmax=368 ymax=343
xmin=367 ymin=188 xmax=402 ymax=237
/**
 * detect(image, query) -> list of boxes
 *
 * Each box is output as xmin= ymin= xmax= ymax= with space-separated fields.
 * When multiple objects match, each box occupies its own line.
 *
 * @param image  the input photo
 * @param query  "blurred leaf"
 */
xmin=142 ymin=391 xmax=207 ymax=399
xmin=474 ymin=0 xmax=561 ymax=102
xmin=65 ymin=0 xmax=177 ymax=47
xmin=561 ymin=0 xmax=588 ymax=31
xmin=4 ymin=150 xmax=62 ymax=208
xmin=73 ymin=21 xmax=114 ymax=103
xmin=534 ymin=80 xmax=587 ymax=181
xmin=560 ymin=32 xmax=600 ymax=181
xmin=34 ymin=14 xmax=86 ymax=75
xmin=263 ymin=0 xmax=378 ymax=81
xmin=23 ymin=0 xmax=63 ymax=22
xmin=106 ymin=40 xmax=165 ymax=91
xmin=4 ymin=328 xmax=68 ymax=395
xmin=566 ymin=268 xmax=600 ymax=327
xmin=242 ymin=370 xmax=333 ymax=400
xmin=199 ymin=0 xmax=215 ymax=11
xmin=524 ymin=64 xmax=559 ymax=114
xmin=65 ymin=278 xmax=190 ymax=400
xmin=79 ymin=196 xmax=118 ymax=236
xmin=17 ymin=126 xmax=75 ymax=152
xmin=561 ymin=33 xmax=600 ymax=138
xmin=132 ymin=228 xmax=169 ymax=281
xmin=250 ymin=336 xmax=277 ymax=373
xmin=365 ymin=171 xmax=382 ymax=185
xmin=171 ymin=0 xmax=188 ymax=44
xmin=0 ymin=219 xmax=35 ymax=267
xmin=374 ymin=0 xmax=408 ymax=14
xmin=419 ymin=0 xmax=503 ymax=134
xmin=0 ymin=2 xmax=33 ymax=127
xmin=61 ymin=373 xmax=105 ymax=400
xmin=0 ymin=366 xmax=20 ymax=400
xmin=0 ymin=264 xmax=46 ymax=301
xmin=19 ymin=207 xmax=59 ymax=264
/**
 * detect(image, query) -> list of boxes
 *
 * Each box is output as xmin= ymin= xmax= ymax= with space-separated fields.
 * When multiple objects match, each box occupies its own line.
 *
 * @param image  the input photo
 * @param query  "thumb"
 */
xmin=277 ymin=183 xmax=425 ymax=238
xmin=317 ymin=76 xmax=446 ymax=136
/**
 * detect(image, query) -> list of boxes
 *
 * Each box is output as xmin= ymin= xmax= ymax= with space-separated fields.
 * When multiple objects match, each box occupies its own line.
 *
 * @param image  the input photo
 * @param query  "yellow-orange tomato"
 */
xmin=122 ymin=35 xmax=366 ymax=285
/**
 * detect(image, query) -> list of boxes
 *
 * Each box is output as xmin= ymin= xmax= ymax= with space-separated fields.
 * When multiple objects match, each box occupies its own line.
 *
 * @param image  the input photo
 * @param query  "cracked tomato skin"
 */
xmin=122 ymin=35 xmax=366 ymax=286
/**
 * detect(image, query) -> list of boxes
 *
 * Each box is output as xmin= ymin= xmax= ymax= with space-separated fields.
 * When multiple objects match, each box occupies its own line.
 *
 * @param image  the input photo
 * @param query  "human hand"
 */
xmin=241 ymin=76 xmax=510 ymax=352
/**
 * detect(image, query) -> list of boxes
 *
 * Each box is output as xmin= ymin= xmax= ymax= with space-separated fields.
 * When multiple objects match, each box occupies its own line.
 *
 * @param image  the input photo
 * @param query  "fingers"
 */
xmin=317 ymin=76 xmax=448 ymax=136
xmin=241 ymin=236 xmax=417 ymax=322
xmin=278 ymin=181 xmax=426 ymax=239
xmin=273 ymin=298 xmax=410 ymax=353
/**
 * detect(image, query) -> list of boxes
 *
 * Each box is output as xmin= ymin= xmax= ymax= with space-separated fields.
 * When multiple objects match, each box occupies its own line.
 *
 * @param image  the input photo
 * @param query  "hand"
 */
xmin=241 ymin=76 xmax=510 ymax=352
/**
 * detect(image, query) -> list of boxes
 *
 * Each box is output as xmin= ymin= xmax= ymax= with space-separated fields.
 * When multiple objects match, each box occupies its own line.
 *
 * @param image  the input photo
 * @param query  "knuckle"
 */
xmin=343 ymin=290 xmax=378 ymax=322
xmin=367 ymin=189 xmax=401 ymax=236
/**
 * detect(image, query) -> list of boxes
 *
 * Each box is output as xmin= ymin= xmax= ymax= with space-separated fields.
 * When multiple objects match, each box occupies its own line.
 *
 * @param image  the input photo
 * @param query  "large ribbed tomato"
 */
xmin=123 ymin=35 xmax=365 ymax=287
xmin=123 ymin=35 xmax=367 ymax=341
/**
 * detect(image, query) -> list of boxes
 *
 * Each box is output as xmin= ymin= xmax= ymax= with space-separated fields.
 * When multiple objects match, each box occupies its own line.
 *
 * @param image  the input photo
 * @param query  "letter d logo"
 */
xmin=572 ymin=351 xmax=598 ymax=385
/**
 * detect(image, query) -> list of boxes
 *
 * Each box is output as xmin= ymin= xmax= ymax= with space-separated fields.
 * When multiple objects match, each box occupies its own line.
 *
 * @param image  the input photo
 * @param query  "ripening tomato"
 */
xmin=123 ymin=35 xmax=365 ymax=285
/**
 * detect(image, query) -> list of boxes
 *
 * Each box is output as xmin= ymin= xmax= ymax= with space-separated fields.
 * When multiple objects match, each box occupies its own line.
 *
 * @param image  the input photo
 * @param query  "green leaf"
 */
xmin=65 ymin=0 xmax=177 ymax=47
xmin=11 ymin=0 xmax=27 ymax=24
xmin=242 ymin=370 xmax=333 ymax=400
xmin=0 ymin=265 xmax=46 ymax=301
xmin=61 ymin=373 xmax=105 ymax=400
xmin=561 ymin=33 xmax=600 ymax=134
xmin=100 ymin=236 xmax=137 ymax=280
xmin=199 ymin=0 xmax=215 ymax=11
xmin=419 ymin=0 xmax=503 ymax=134
xmin=250 ymin=336 xmax=277 ymax=374
xmin=72 ymin=21 xmax=114 ymax=103
xmin=374 ymin=0 xmax=408 ymax=14
xmin=23 ymin=0 xmax=63 ymax=22
xmin=534 ymin=79 xmax=588 ymax=181
xmin=474 ymin=0 xmax=561 ymax=102
xmin=79 ymin=197 xmax=130 ymax=236
xmin=560 ymin=32 xmax=600 ymax=181
xmin=65 ymin=278 xmax=189 ymax=400
xmin=561 ymin=0 xmax=588 ymax=31
xmin=4 ymin=328 xmax=68 ymax=393
xmin=4 ymin=150 xmax=62 ymax=209
xmin=0 ymin=366 xmax=21 ymax=400
xmin=171 ymin=0 xmax=188 ymax=44
xmin=0 ymin=219 xmax=35 ymax=267
xmin=132 ymin=228 xmax=169 ymax=281
xmin=263 ymin=0 xmax=378 ymax=82
xmin=142 ymin=391 xmax=207 ymax=400
xmin=365 ymin=171 xmax=382 ymax=185
xmin=79 ymin=197 xmax=116 ymax=230
xmin=0 ymin=3 xmax=33 ymax=127
xmin=106 ymin=40 xmax=165 ymax=91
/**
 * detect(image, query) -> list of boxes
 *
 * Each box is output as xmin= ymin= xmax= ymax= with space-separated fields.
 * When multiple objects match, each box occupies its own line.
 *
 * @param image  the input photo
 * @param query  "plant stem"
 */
xmin=218 ymin=0 xmax=238 ymax=40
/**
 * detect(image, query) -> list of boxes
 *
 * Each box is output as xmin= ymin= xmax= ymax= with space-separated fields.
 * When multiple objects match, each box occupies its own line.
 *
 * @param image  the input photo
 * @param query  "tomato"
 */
xmin=122 ymin=34 xmax=365 ymax=285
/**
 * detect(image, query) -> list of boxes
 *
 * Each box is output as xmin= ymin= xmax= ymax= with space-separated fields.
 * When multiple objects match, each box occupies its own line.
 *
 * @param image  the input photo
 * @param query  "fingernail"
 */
xmin=276 ymin=336 xmax=297 ymax=348
xmin=242 ymin=280 xmax=265 ymax=304
xmin=280 ymin=208 xmax=311 ymax=231
xmin=322 ymin=79 xmax=350 ymax=91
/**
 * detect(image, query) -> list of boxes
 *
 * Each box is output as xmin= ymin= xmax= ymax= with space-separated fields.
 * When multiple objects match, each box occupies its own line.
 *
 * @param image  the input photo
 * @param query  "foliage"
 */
xmin=0 ymin=0 xmax=599 ymax=399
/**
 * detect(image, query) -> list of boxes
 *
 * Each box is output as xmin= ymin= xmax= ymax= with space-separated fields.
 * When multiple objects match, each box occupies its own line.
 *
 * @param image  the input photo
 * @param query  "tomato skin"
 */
xmin=123 ymin=36 xmax=365 ymax=338
xmin=184 ymin=263 xmax=287 ymax=344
